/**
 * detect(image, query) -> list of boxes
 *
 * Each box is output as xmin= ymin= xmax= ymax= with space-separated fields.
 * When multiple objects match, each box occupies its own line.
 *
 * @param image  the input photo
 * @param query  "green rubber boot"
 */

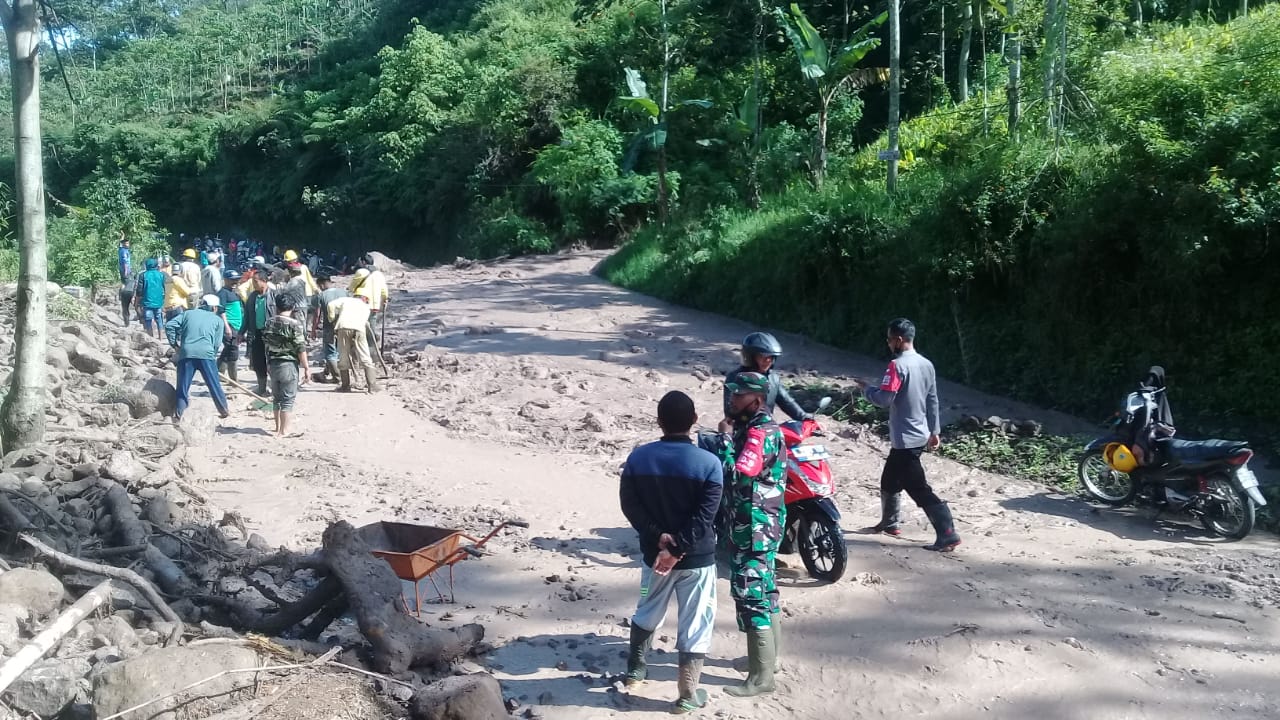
xmin=724 ymin=627 xmax=776 ymax=697
xmin=733 ymin=612 xmax=782 ymax=673
xmin=672 ymin=652 xmax=708 ymax=714
xmin=624 ymin=625 xmax=654 ymax=688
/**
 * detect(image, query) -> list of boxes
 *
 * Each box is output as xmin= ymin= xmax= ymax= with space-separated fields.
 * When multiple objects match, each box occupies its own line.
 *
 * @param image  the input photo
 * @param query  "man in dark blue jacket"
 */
xmin=619 ymin=391 xmax=723 ymax=714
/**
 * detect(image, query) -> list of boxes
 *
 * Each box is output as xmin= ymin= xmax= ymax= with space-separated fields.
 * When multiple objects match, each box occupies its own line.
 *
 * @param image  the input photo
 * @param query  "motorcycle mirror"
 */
xmin=818 ymin=396 xmax=832 ymax=411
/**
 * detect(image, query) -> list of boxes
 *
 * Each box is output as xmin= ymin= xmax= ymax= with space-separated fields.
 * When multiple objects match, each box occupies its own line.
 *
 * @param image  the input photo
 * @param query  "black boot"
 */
xmin=862 ymin=492 xmax=902 ymax=536
xmin=923 ymin=502 xmax=961 ymax=552
xmin=624 ymin=625 xmax=654 ymax=688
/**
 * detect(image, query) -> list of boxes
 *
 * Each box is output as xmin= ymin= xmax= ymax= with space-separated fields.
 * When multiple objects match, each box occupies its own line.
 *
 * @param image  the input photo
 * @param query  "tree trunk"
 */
xmin=1133 ymin=0 xmax=1143 ymax=26
xmin=981 ymin=7 xmax=990 ymax=134
xmin=1240 ymin=0 xmax=1247 ymax=18
xmin=938 ymin=4 xmax=947 ymax=102
xmin=657 ymin=144 xmax=669 ymax=225
xmin=959 ymin=0 xmax=972 ymax=101
xmin=887 ymin=0 xmax=901 ymax=193
xmin=814 ymin=103 xmax=828 ymax=190
xmin=323 ymin=521 xmax=484 ymax=674
xmin=1043 ymin=0 xmax=1058 ymax=132
xmin=747 ymin=0 xmax=763 ymax=210
xmin=0 ymin=0 xmax=48 ymax=454
xmin=1006 ymin=0 xmax=1021 ymax=141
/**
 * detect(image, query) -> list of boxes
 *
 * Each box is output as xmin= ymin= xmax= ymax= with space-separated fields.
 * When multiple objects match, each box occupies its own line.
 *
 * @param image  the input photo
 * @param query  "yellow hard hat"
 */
xmin=1103 ymin=443 xmax=1138 ymax=473
xmin=183 ymin=248 xmax=197 ymax=259
xmin=349 ymin=268 xmax=370 ymax=292
xmin=284 ymin=249 xmax=299 ymax=262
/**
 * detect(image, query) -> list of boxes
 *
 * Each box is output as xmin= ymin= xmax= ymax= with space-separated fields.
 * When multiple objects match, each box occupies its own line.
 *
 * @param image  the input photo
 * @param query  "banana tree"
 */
xmin=775 ymin=3 xmax=888 ymax=189
xmin=617 ymin=67 xmax=711 ymax=224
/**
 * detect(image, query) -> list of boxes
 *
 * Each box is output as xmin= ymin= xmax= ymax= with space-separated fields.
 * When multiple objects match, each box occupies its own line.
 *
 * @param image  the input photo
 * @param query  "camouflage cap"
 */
xmin=726 ymin=371 xmax=770 ymax=395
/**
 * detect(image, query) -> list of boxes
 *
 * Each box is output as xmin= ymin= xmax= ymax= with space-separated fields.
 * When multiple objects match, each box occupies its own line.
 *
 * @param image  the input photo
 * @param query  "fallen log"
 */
xmin=0 ymin=580 xmax=113 ymax=695
xmin=103 ymin=482 xmax=147 ymax=547
xmin=322 ymin=521 xmax=484 ymax=674
xmin=20 ymin=533 xmax=185 ymax=646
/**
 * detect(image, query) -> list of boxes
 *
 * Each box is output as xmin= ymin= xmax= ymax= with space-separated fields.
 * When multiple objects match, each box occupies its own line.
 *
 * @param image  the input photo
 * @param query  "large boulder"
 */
xmin=6 ymin=658 xmax=90 ymax=717
xmin=0 ymin=602 xmax=26 ymax=654
xmin=92 ymin=645 xmax=262 ymax=719
xmin=409 ymin=674 xmax=510 ymax=720
xmin=101 ymin=451 xmax=145 ymax=486
xmin=45 ymin=345 xmax=72 ymax=373
xmin=0 ymin=568 xmax=65 ymax=618
xmin=365 ymin=251 xmax=410 ymax=275
xmin=126 ymin=377 xmax=177 ymax=419
xmin=70 ymin=341 xmax=117 ymax=377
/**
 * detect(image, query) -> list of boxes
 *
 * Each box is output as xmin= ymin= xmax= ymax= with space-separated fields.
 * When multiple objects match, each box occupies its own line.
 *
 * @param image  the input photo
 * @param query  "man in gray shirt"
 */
xmin=855 ymin=318 xmax=961 ymax=552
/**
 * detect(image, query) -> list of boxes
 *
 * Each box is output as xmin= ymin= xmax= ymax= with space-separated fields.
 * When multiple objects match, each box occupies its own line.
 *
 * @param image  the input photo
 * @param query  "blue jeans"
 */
xmin=175 ymin=358 xmax=229 ymax=418
xmin=142 ymin=307 xmax=162 ymax=334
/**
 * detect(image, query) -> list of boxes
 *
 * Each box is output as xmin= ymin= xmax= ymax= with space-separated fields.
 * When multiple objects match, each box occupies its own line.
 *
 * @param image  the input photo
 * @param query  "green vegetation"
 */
xmin=603 ymin=7 xmax=1280 ymax=431
xmin=1 ymin=0 xmax=1277 ymax=436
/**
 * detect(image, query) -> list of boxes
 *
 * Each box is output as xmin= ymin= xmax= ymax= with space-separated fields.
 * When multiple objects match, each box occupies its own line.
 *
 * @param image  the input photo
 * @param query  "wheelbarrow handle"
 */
xmin=461 ymin=545 xmax=486 ymax=558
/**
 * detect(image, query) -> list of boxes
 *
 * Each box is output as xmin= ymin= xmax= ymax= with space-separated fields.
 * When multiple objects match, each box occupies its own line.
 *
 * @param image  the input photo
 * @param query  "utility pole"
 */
xmin=887 ymin=0 xmax=901 ymax=193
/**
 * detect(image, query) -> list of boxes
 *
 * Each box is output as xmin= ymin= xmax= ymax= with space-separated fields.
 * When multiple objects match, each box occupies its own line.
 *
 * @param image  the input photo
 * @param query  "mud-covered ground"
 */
xmin=192 ymin=252 xmax=1280 ymax=720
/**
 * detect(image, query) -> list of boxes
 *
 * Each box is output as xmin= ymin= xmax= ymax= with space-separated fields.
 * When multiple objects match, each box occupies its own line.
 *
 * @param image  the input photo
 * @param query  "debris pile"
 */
xmin=0 ymin=287 xmax=509 ymax=719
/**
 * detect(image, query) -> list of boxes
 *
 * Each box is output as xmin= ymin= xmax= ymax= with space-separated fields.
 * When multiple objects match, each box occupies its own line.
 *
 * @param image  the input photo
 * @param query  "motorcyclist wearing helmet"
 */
xmin=722 ymin=332 xmax=810 ymax=421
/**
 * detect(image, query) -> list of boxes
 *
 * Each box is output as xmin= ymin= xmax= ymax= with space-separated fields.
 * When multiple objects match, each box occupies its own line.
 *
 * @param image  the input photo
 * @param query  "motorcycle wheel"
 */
xmin=1199 ymin=474 xmax=1255 ymax=540
xmin=1078 ymin=450 xmax=1137 ymax=506
xmin=798 ymin=517 xmax=847 ymax=583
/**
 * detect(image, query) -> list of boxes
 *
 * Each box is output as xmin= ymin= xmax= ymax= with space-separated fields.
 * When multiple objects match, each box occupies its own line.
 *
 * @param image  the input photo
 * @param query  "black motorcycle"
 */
xmin=1078 ymin=387 xmax=1266 ymax=539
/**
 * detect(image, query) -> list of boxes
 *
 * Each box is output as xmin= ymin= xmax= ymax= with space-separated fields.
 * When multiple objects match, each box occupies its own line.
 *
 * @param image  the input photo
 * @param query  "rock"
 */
xmin=0 ymin=471 xmax=22 ymax=491
xmin=0 ymin=568 xmax=65 ymax=617
xmin=70 ymin=341 xmax=116 ymax=376
xmin=410 ymin=673 xmax=509 ymax=720
xmin=582 ymin=412 xmax=610 ymax=433
xmin=86 ymin=404 xmax=133 ymax=427
xmin=0 ymin=603 xmax=25 ymax=653
xmin=91 ymin=646 xmax=124 ymax=666
xmin=20 ymin=478 xmax=47 ymax=496
xmin=966 ymin=488 xmax=981 ymax=497
xmin=126 ymin=377 xmax=178 ymax=419
xmin=6 ymin=658 xmax=90 ymax=717
xmin=1063 ymin=637 xmax=1087 ymax=651
xmin=46 ymin=345 xmax=72 ymax=372
xmin=94 ymin=615 xmax=139 ymax=649
xmin=1015 ymin=419 xmax=1044 ymax=437
xmin=138 ymin=463 xmax=179 ymax=489
xmin=521 ymin=365 xmax=550 ymax=381
xmin=144 ymin=497 xmax=178 ymax=526
xmin=92 ymin=645 xmax=262 ymax=719
xmin=57 ymin=476 xmax=98 ymax=498
xmin=102 ymin=451 xmax=144 ymax=485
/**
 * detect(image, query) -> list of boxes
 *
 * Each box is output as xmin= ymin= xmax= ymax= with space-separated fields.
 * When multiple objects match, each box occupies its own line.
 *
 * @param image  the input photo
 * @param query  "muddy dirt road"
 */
xmin=193 ymin=252 xmax=1279 ymax=720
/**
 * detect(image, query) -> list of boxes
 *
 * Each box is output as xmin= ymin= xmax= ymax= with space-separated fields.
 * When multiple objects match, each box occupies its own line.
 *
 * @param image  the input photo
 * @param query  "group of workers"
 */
xmin=119 ymin=237 xmax=390 ymax=436
xmin=619 ymin=322 xmax=961 ymax=713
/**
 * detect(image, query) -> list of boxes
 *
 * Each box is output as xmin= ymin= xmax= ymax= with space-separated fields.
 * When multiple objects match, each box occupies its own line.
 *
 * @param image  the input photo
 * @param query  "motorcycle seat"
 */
xmin=1164 ymin=438 xmax=1250 ymax=464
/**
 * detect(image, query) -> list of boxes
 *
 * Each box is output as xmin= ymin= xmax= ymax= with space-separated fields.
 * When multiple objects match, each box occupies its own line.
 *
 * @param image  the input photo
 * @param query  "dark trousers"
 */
xmin=119 ymin=290 xmax=134 ymax=326
xmin=248 ymin=333 xmax=268 ymax=390
xmin=881 ymin=447 xmax=944 ymax=508
xmin=175 ymin=358 xmax=229 ymax=418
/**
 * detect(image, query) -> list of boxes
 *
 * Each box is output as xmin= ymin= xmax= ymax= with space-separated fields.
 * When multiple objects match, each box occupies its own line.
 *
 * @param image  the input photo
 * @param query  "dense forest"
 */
xmin=1 ymin=0 xmax=1278 ymax=429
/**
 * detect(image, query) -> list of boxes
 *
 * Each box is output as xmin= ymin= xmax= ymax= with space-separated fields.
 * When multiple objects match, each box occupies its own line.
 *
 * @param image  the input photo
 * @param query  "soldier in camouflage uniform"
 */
xmin=721 ymin=372 xmax=785 ymax=697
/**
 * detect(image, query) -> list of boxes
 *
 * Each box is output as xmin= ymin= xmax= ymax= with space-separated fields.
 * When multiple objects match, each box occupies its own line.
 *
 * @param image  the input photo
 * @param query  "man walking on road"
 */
xmin=165 ymin=295 xmax=231 ymax=422
xmin=313 ymin=276 xmax=347 ymax=383
xmin=619 ymin=391 xmax=722 ymax=713
xmin=855 ymin=318 xmax=961 ymax=552
xmin=244 ymin=270 xmax=277 ymax=396
xmin=328 ymin=295 xmax=379 ymax=393
xmin=263 ymin=294 xmax=309 ymax=437
xmin=721 ymin=372 xmax=786 ymax=698
xmin=117 ymin=233 xmax=134 ymax=327
xmin=134 ymin=258 xmax=166 ymax=338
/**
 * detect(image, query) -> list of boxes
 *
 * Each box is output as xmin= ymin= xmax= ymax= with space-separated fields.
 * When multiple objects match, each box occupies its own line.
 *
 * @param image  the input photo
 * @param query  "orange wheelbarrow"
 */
xmin=361 ymin=519 xmax=528 ymax=615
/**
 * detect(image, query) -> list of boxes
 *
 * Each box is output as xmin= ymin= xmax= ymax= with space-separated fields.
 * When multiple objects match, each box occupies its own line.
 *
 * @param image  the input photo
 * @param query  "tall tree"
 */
xmin=775 ymin=3 xmax=887 ymax=189
xmin=887 ymin=0 xmax=900 ymax=193
xmin=1005 ymin=0 xmax=1021 ymax=140
xmin=0 ymin=0 xmax=48 ymax=453
xmin=959 ymin=0 xmax=972 ymax=101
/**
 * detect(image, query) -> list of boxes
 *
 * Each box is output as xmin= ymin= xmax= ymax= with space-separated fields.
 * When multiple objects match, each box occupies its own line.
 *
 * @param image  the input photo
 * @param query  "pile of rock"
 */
xmin=0 ymin=288 xmax=511 ymax=719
